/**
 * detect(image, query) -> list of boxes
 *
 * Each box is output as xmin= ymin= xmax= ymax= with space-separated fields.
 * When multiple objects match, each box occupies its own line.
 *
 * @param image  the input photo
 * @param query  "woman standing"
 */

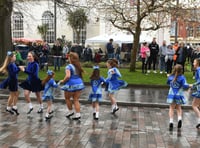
xmin=19 ymin=51 xmax=44 ymax=114
xmin=140 ymin=42 xmax=150 ymax=74
xmin=60 ymin=52 xmax=85 ymax=120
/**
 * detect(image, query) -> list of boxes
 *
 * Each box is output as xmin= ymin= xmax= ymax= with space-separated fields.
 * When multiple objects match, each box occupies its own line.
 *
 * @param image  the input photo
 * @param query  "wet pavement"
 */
xmin=0 ymin=100 xmax=200 ymax=148
xmin=0 ymin=86 xmax=199 ymax=147
xmin=0 ymin=86 xmax=193 ymax=108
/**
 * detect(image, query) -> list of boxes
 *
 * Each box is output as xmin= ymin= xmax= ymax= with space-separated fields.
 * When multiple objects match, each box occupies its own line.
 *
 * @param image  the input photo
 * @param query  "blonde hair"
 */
xmin=0 ymin=55 xmax=13 ymax=74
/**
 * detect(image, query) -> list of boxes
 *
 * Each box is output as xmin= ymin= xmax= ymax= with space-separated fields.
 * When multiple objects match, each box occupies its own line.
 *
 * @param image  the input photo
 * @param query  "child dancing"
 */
xmin=105 ymin=59 xmax=127 ymax=114
xmin=166 ymin=64 xmax=189 ymax=130
xmin=88 ymin=66 xmax=105 ymax=120
xmin=191 ymin=58 xmax=200 ymax=129
xmin=42 ymin=70 xmax=58 ymax=119
xmin=0 ymin=51 xmax=21 ymax=115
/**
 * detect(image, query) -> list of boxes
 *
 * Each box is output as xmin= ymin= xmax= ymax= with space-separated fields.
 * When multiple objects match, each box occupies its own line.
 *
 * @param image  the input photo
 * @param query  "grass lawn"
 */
xmin=13 ymin=66 xmax=195 ymax=86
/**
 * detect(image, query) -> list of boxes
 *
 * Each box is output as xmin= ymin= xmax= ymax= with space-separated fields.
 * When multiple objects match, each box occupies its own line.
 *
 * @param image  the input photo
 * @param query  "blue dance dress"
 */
xmin=88 ymin=77 xmax=105 ymax=102
xmin=42 ymin=78 xmax=58 ymax=101
xmin=166 ymin=75 xmax=189 ymax=104
xmin=61 ymin=64 xmax=84 ymax=92
xmin=0 ymin=62 xmax=20 ymax=91
xmin=191 ymin=67 xmax=200 ymax=98
xmin=19 ymin=61 xmax=43 ymax=92
xmin=105 ymin=67 xmax=127 ymax=94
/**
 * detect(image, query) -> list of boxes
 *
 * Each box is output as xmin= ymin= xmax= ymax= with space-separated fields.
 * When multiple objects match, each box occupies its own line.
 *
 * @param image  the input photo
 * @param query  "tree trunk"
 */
xmin=130 ymin=27 xmax=141 ymax=72
xmin=0 ymin=0 xmax=13 ymax=65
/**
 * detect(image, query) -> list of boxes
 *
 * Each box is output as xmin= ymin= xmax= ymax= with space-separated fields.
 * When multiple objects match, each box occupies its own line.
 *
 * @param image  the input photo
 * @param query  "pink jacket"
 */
xmin=140 ymin=46 xmax=150 ymax=58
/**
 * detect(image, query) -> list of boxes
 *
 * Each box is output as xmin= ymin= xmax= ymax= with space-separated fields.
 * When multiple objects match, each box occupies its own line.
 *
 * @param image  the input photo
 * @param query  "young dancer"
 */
xmin=166 ymin=64 xmax=189 ymax=130
xmin=19 ymin=51 xmax=44 ymax=114
xmin=0 ymin=51 xmax=21 ymax=115
xmin=191 ymin=58 xmax=200 ymax=129
xmin=42 ymin=70 xmax=58 ymax=119
xmin=106 ymin=59 xmax=127 ymax=114
xmin=88 ymin=65 xmax=105 ymax=120
xmin=60 ymin=52 xmax=85 ymax=120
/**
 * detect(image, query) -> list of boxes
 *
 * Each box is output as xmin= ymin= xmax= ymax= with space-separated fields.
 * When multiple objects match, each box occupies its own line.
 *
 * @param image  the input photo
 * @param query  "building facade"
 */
xmin=12 ymin=0 xmax=170 ymax=46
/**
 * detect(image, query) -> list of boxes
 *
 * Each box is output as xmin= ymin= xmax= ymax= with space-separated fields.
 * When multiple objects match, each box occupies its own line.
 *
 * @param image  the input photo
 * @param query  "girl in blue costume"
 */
xmin=106 ymin=59 xmax=127 ymax=114
xmin=60 ymin=52 xmax=84 ymax=120
xmin=88 ymin=66 xmax=105 ymax=120
xmin=191 ymin=58 xmax=200 ymax=129
xmin=19 ymin=51 xmax=44 ymax=114
xmin=167 ymin=64 xmax=189 ymax=130
xmin=42 ymin=70 xmax=58 ymax=119
xmin=0 ymin=51 xmax=21 ymax=115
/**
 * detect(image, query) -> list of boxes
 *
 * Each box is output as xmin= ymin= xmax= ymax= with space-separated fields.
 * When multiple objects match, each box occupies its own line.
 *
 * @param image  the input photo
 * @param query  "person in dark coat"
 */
xmin=52 ymin=40 xmax=62 ymax=71
xmin=148 ymin=37 xmax=159 ymax=73
xmin=174 ymin=42 xmax=188 ymax=73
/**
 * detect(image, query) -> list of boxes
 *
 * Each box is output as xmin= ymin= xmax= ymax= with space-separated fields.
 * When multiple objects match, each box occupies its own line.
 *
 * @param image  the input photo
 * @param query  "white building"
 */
xmin=12 ymin=0 xmax=170 ymax=46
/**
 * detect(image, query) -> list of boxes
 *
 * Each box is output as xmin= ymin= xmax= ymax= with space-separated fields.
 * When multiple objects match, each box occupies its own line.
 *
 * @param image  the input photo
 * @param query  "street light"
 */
xmin=175 ymin=0 xmax=179 ymax=43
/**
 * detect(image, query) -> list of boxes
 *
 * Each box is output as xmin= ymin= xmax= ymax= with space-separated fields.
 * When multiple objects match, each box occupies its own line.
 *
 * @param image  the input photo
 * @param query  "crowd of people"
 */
xmin=140 ymin=38 xmax=200 ymax=77
xmin=0 ymin=50 xmax=127 ymax=121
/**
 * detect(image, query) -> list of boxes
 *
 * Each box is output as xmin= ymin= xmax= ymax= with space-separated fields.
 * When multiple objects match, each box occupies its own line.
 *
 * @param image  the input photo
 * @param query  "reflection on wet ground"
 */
xmin=0 ymin=100 xmax=199 ymax=147
xmin=0 ymin=86 xmax=193 ymax=105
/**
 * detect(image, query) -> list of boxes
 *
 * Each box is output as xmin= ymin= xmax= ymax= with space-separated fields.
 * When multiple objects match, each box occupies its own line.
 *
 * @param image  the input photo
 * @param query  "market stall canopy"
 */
xmin=85 ymin=32 xmax=152 ymax=44
xmin=12 ymin=38 xmax=43 ymax=45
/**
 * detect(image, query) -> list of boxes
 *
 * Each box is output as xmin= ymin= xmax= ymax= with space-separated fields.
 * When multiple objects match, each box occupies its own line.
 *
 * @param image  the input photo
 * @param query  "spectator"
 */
xmin=148 ymin=37 xmax=159 ymax=73
xmin=15 ymin=49 xmax=25 ymax=66
xmin=186 ymin=44 xmax=193 ymax=64
xmin=140 ymin=42 xmax=150 ymax=74
xmin=52 ymin=40 xmax=62 ymax=71
xmin=83 ymin=45 xmax=93 ymax=62
xmin=174 ymin=42 xmax=187 ymax=73
xmin=62 ymin=43 xmax=69 ymax=64
xmin=159 ymin=40 xmax=167 ymax=74
xmin=106 ymin=38 xmax=115 ymax=59
xmin=173 ymin=41 xmax=179 ymax=51
xmin=165 ymin=44 xmax=175 ymax=75
xmin=115 ymin=44 xmax=121 ymax=66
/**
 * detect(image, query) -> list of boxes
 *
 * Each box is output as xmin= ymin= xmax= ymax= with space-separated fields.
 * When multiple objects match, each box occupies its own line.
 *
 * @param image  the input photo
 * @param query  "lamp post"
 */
xmin=175 ymin=0 xmax=179 ymax=43
xmin=54 ymin=0 xmax=57 ymax=41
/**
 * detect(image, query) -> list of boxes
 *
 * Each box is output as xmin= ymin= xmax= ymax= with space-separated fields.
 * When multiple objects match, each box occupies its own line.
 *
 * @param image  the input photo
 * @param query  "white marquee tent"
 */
xmin=85 ymin=32 xmax=153 ymax=45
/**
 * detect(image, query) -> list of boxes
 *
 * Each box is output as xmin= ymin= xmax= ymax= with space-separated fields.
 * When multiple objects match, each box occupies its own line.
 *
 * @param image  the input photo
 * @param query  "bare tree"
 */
xmin=0 ymin=0 xmax=13 ymax=64
xmin=86 ymin=0 xmax=177 ymax=71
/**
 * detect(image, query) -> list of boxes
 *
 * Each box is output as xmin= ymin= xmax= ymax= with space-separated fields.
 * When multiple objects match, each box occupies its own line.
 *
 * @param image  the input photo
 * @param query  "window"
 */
xmin=196 ymin=26 xmax=200 ymax=37
xmin=73 ymin=26 xmax=86 ymax=45
xmin=42 ymin=11 xmax=54 ymax=43
xmin=188 ymin=26 xmax=194 ymax=37
xmin=12 ymin=12 xmax=24 ymax=38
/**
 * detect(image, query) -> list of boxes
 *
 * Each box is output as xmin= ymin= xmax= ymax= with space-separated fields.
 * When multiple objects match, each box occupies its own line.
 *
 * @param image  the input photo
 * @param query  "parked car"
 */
xmin=14 ymin=44 xmax=29 ymax=60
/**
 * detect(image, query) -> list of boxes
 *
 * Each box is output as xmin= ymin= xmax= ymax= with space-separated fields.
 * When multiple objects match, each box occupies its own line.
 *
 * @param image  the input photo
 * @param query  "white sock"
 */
xmin=46 ymin=113 xmax=49 ymax=117
xmin=7 ymin=106 xmax=11 ymax=110
xmin=29 ymin=103 xmax=33 ymax=109
xmin=40 ymin=104 xmax=43 ymax=109
xmin=198 ymin=118 xmax=200 ymax=123
xmin=169 ymin=118 xmax=173 ymax=123
xmin=96 ymin=112 xmax=99 ymax=118
xmin=115 ymin=104 xmax=118 ymax=109
xmin=13 ymin=106 xmax=17 ymax=110
xmin=112 ymin=104 xmax=115 ymax=110
xmin=76 ymin=112 xmax=81 ymax=117
xmin=178 ymin=116 xmax=182 ymax=121
xmin=93 ymin=108 xmax=96 ymax=113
